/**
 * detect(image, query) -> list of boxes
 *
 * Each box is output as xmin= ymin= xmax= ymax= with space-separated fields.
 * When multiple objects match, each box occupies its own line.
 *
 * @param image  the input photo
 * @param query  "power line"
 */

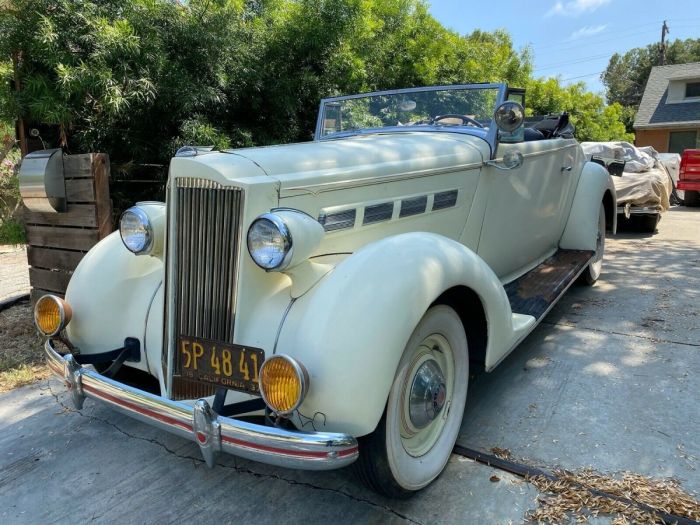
xmin=533 ymin=28 xmax=660 ymax=56
xmin=559 ymin=71 xmax=605 ymax=82
xmin=533 ymin=52 xmax=612 ymax=72
xmin=526 ymin=20 xmax=661 ymax=50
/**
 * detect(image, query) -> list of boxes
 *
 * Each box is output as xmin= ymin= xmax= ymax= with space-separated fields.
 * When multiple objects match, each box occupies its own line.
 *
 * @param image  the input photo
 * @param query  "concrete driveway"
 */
xmin=1 ymin=208 xmax=698 ymax=524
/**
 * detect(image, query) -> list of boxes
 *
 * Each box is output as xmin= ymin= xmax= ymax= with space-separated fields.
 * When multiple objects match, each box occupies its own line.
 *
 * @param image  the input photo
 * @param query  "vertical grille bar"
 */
xmin=167 ymin=178 xmax=244 ymax=400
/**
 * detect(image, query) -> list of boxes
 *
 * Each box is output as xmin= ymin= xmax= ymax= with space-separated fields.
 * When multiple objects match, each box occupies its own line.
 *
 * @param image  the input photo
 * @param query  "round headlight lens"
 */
xmin=494 ymin=101 xmax=525 ymax=133
xmin=259 ymin=355 xmax=308 ymax=415
xmin=34 ymin=295 xmax=72 ymax=336
xmin=247 ymin=214 xmax=292 ymax=270
xmin=120 ymin=207 xmax=152 ymax=254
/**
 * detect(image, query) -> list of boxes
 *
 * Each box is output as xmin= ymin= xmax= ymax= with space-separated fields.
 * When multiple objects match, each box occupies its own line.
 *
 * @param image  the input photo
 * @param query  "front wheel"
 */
xmin=578 ymin=203 xmax=606 ymax=286
xmin=354 ymin=305 xmax=468 ymax=498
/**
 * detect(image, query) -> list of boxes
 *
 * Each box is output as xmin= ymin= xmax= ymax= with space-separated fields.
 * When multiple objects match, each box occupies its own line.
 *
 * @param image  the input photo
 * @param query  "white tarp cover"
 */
xmin=580 ymin=141 xmax=673 ymax=211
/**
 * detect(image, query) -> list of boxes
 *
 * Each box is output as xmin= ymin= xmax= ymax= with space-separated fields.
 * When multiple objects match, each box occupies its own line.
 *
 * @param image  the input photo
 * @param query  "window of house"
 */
xmin=669 ymin=130 xmax=699 ymax=154
xmin=686 ymin=82 xmax=700 ymax=98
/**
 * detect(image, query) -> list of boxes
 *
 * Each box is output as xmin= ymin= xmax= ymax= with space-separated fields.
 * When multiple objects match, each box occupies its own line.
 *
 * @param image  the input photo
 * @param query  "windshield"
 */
xmin=317 ymin=84 xmax=505 ymax=139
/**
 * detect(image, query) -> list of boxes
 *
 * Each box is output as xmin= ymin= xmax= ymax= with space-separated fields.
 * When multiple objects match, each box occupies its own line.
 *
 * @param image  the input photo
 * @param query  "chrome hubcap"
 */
xmin=408 ymin=359 xmax=447 ymax=429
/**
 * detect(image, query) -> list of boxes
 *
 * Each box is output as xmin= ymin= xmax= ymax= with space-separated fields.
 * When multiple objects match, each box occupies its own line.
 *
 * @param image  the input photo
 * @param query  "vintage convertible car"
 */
xmin=37 ymin=83 xmax=615 ymax=498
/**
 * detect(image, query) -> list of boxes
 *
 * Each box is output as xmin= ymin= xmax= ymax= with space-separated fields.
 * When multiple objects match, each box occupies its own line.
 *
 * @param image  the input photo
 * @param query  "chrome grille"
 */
xmin=166 ymin=177 xmax=244 ymax=399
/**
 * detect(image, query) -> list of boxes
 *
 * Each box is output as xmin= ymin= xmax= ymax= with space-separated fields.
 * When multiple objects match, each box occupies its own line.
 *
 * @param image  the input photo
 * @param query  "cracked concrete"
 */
xmin=2 ymin=378 xmax=533 ymax=524
xmin=1 ymin=207 xmax=699 ymax=524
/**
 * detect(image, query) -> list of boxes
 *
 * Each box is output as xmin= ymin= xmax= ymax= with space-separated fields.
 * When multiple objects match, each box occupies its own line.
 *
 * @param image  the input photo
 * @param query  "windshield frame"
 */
xmin=315 ymin=83 xmax=508 ymax=158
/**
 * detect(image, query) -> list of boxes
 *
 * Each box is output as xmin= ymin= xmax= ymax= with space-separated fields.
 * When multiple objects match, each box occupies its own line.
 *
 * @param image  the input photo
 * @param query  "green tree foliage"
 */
xmin=0 ymin=0 xmax=533 ymax=168
xmin=0 ymin=120 xmax=23 ymax=244
xmin=0 ymin=0 xmax=631 ymax=176
xmin=527 ymin=77 xmax=634 ymax=142
xmin=602 ymin=38 xmax=700 ymax=108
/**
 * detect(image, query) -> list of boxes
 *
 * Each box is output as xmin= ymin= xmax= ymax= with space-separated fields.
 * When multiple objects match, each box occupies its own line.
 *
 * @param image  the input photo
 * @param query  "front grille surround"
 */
xmin=163 ymin=177 xmax=245 ymax=399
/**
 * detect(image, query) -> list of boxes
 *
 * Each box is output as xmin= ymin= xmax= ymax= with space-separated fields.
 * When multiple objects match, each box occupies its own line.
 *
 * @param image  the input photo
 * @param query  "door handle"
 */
xmin=561 ymin=165 xmax=572 ymax=173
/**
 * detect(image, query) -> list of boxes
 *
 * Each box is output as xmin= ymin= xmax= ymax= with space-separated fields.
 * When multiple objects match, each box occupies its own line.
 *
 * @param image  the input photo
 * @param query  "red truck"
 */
xmin=679 ymin=149 xmax=700 ymax=206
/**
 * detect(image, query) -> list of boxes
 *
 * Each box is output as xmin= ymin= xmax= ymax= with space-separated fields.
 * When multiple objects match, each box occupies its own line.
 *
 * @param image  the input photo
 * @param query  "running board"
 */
xmin=505 ymin=249 xmax=594 ymax=321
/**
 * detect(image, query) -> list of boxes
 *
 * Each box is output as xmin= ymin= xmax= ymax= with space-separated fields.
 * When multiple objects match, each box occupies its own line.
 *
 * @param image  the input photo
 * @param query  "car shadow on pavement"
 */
xmin=459 ymin=230 xmax=700 ymax=500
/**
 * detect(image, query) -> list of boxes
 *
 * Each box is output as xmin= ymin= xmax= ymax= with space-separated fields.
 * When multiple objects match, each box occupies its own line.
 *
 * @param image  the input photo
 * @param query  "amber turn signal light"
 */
xmin=258 ymin=355 xmax=309 ymax=415
xmin=34 ymin=295 xmax=72 ymax=337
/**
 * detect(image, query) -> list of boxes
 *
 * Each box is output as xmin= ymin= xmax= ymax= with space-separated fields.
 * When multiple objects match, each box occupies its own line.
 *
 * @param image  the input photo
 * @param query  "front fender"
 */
xmin=65 ymin=232 xmax=163 ymax=375
xmin=276 ymin=232 xmax=530 ymax=436
xmin=560 ymin=161 xmax=617 ymax=251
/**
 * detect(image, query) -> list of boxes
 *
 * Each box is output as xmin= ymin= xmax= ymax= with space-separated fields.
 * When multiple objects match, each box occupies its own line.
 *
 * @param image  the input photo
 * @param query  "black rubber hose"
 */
xmin=0 ymin=293 xmax=29 ymax=313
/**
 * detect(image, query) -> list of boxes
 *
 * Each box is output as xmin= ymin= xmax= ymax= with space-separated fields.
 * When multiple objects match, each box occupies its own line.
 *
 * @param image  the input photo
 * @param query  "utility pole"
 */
xmin=659 ymin=20 xmax=669 ymax=66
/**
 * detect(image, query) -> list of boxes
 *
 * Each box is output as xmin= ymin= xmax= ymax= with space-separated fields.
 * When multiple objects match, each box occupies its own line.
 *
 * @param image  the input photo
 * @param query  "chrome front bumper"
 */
xmin=45 ymin=340 xmax=358 ymax=470
xmin=617 ymin=203 xmax=662 ymax=218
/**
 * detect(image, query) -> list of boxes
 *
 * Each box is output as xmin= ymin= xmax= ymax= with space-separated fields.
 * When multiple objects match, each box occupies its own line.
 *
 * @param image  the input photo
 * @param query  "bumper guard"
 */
xmin=45 ymin=340 xmax=359 ymax=470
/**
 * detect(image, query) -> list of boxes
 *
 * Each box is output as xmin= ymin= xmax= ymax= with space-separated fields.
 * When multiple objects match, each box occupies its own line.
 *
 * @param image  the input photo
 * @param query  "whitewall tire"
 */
xmin=355 ymin=305 xmax=469 ymax=498
xmin=579 ymin=203 xmax=606 ymax=286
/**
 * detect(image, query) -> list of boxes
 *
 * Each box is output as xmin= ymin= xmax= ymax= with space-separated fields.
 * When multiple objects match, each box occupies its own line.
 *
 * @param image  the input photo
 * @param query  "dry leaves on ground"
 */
xmin=526 ymin=468 xmax=700 ymax=524
xmin=0 ymin=301 xmax=48 ymax=391
xmin=491 ymin=447 xmax=513 ymax=459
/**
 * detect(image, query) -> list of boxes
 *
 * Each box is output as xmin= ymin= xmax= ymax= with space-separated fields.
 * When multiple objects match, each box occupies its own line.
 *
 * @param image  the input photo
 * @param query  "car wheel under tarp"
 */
xmin=684 ymin=190 xmax=700 ymax=207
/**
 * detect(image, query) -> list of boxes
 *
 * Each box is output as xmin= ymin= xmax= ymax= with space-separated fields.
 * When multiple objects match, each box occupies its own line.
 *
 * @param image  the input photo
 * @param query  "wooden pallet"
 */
xmin=22 ymin=154 xmax=113 ymax=304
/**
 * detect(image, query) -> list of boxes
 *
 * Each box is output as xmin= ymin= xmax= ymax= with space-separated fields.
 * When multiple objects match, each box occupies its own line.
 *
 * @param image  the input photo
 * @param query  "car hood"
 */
xmin=177 ymin=132 xmax=489 ymax=196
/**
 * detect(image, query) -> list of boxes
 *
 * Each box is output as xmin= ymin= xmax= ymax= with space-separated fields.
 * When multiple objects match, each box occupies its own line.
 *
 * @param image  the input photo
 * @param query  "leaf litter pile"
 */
xmin=526 ymin=467 xmax=700 ymax=524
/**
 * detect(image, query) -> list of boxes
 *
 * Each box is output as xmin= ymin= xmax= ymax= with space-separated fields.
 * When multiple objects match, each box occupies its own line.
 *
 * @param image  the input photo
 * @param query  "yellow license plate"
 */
xmin=178 ymin=336 xmax=264 ymax=394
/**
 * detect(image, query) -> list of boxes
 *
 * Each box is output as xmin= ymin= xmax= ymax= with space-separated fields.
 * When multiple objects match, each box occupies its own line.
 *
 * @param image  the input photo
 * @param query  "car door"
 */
xmin=475 ymin=138 xmax=582 ymax=281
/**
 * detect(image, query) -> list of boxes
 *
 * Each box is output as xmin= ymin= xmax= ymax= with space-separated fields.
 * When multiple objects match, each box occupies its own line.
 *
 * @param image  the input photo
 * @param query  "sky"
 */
xmin=427 ymin=0 xmax=700 ymax=96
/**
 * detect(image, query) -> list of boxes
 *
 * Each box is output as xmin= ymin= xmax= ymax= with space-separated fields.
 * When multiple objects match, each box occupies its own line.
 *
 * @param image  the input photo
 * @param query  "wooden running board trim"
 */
xmin=505 ymin=249 xmax=594 ymax=321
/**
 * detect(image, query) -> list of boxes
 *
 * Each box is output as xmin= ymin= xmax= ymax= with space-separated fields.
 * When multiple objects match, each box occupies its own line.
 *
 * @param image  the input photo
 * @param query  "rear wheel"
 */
xmin=579 ymin=203 xmax=606 ymax=286
xmin=638 ymin=213 xmax=660 ymax=233
xmin=354 ymin=305 xmax=468 ymax=498
xmin=684 ymin=190 xmax=700 ymax=207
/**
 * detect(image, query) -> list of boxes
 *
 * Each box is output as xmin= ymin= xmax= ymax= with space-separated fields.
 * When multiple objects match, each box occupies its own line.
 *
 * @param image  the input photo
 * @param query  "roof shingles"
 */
xmin=634 ymin=62 xmax=700 ymax=130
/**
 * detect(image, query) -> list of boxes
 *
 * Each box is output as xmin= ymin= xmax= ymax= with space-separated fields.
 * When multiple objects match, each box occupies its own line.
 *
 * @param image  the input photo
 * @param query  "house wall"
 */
xmin=635 ymin=129 xmax=670 ymax=152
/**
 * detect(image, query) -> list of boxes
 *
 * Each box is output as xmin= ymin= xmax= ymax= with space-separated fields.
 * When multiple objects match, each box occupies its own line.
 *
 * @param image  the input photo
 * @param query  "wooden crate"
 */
xmin=23 ymin=153 xmax=113 ymax=304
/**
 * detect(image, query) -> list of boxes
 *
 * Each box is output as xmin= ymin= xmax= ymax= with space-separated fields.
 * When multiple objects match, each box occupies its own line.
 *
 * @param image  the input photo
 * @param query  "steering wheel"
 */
xmin=433 ymin=114 xmax=484 ymax=128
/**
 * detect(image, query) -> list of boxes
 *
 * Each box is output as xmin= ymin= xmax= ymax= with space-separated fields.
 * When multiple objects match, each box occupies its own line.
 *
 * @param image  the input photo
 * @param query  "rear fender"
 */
xmin=560 ymin=161 xmax=617 ymax=251
xmin=276 ymin=232 xmax=531 ymax=436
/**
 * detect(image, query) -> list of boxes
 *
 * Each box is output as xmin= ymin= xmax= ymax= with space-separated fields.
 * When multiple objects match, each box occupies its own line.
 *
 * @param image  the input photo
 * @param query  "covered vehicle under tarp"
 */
xmin=580 ymin=141 xmax=673 ymax=212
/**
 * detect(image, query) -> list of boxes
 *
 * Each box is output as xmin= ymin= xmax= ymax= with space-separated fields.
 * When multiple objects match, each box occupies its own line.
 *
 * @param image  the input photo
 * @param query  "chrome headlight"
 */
xmin=120 ymin=206 xmax=153 ymax=254
xmin=247 ymin=213 xmax=293 ymax=270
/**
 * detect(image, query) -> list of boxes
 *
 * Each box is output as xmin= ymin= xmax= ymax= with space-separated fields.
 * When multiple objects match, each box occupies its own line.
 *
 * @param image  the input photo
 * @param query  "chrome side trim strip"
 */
xmin=363 ymin=202 xmax=394 ymax=225
xmin=432 ymin=189 xmax=458 ymax=210
xmin=490 ymin=143 xmax=578 ymax=164
xmin=283 ymin=162 xmax=482 ymax=196
xmin=399 ymin=195 xmax=428 ymax=217
xmin=318 ymin=209 xmax=356 ymax=232
xmin=46 ymin=340 xmax=359 ymax=471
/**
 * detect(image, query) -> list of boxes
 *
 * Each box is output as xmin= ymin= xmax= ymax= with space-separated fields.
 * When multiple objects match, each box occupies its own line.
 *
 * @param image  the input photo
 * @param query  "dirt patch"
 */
xmin=0 ymin=301 xmax=48 ymax=391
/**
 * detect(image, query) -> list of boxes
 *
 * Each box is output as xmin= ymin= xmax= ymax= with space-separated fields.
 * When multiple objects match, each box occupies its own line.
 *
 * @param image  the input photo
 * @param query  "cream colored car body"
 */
xmin=65 ymin=124 xmax=615 ymax=437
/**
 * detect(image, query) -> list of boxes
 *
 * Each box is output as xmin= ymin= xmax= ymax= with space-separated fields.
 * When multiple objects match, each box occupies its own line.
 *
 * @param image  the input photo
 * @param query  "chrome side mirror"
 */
xmin=485 ymin=151 xmax=524 ymax=171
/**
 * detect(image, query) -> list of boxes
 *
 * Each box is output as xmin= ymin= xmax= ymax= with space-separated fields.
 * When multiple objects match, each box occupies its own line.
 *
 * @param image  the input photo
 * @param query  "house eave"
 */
xmin=634 ymin=121 xmax=700 ymax=131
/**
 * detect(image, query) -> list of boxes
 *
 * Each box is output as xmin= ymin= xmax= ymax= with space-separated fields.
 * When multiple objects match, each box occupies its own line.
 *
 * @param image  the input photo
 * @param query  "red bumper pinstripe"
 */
xmin=45 ymin=340 xmax=358 ymax=470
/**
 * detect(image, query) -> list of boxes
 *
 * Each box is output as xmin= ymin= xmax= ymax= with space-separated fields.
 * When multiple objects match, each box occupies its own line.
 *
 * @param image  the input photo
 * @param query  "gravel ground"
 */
xmin=0 ymin=301 xmax=47 ymax=391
